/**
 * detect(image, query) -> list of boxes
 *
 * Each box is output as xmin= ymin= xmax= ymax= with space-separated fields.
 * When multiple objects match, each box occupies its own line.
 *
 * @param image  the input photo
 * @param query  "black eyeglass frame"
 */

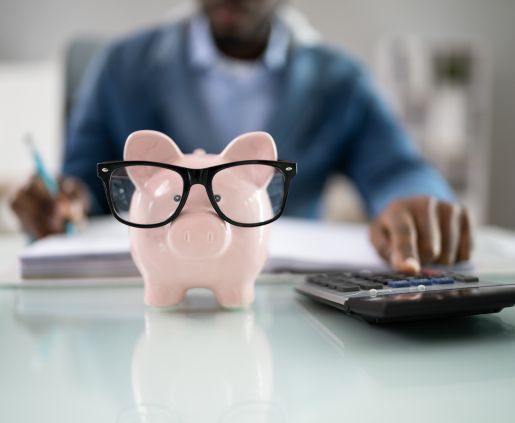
xmin=97 ymin=159 xmax=297 ymax=228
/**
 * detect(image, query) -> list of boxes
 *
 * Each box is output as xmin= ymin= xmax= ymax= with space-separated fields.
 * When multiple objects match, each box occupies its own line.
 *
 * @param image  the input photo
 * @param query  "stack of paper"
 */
xmin=18 ymin=217 xmax=386 ymax=280
xmin=19 ymin=218 xmax=137 ymax=278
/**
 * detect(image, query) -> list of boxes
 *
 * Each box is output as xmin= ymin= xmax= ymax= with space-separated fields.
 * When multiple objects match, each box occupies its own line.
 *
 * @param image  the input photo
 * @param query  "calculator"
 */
xmin=295 ymin=270 xmax=515 ymax=323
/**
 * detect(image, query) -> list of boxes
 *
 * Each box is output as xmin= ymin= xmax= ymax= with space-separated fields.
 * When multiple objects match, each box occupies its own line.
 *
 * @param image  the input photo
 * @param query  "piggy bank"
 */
xmin=124 ymin=130 xmax=278 ymax=308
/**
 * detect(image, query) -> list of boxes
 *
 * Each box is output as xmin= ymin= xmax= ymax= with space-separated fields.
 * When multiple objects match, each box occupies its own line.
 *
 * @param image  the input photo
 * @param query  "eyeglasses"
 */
xmin=97 ymin=160 xmax=297 ymax=228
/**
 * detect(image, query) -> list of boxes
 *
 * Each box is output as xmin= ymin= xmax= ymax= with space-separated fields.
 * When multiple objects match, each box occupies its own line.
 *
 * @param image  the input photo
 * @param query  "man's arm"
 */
xmin=341 ymin=71 xmax=472 ymax=271
xmin=341 ymin=71 xmax=453 ymax=216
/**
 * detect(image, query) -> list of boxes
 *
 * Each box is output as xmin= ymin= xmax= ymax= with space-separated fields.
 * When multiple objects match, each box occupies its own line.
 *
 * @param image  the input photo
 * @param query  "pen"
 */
xmin=25 ymin=134 xmax=76 ymax=235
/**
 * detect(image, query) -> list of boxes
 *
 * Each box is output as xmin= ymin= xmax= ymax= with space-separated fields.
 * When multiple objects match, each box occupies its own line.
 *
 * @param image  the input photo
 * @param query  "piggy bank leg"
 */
xmin=144 ymin=282 xmax=186 ymax=308
xmin=214 ymin=282 xmax=255 ymax=309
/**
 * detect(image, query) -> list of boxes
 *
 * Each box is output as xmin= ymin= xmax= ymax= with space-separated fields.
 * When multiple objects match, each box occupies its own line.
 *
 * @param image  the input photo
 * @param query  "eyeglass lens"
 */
xmin=211 ymin=164 xmax=286 ymax=224
xmin=109 ymin=165 xmax=184 ymax=225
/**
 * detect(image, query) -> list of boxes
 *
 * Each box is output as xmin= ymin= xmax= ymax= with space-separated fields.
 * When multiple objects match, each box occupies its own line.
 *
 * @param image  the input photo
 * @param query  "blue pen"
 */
xmin=25 ymin=134 xmax=76 ymax=235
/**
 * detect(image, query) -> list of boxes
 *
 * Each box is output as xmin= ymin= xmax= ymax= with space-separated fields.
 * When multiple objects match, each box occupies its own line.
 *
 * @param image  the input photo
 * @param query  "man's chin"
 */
xmin=209 ymin=13 xmax=249 ymax=40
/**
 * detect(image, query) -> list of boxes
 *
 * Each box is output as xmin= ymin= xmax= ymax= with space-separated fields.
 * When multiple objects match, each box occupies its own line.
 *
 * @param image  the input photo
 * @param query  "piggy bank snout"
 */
xmin=167 ymin=213 xmax=230 ymax=259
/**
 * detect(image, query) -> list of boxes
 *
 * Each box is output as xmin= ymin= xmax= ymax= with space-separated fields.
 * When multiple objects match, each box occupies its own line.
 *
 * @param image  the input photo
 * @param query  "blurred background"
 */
xmin=0 ymin=0 xmax=514 ymax=230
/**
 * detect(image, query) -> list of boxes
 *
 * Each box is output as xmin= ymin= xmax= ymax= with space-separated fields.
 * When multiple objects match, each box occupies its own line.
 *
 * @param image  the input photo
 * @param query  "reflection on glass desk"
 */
xmin=2 ymin=279 xmax=515 ymax=422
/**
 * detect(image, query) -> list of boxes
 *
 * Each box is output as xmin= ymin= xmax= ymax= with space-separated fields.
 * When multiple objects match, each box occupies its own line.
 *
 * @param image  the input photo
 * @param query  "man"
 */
xmin=10 ymin=0 xmax=471 ymax=273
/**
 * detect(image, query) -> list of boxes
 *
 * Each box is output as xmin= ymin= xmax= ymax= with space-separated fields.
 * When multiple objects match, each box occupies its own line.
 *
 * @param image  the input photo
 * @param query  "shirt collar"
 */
xmin=188 ymin=14 xmax=290 ymax=71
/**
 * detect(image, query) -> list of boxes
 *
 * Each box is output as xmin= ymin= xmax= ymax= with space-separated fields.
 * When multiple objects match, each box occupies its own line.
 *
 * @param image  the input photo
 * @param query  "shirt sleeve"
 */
xmin=62 ymin=47 xmax=117 ymax=215
xmin=341 ymin=70 xmax=455 ymax=218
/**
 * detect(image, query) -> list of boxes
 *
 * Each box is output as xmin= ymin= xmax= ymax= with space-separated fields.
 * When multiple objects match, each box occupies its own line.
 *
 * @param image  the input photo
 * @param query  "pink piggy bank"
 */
xmin=124 ymin=130 xmax=279 ymax=308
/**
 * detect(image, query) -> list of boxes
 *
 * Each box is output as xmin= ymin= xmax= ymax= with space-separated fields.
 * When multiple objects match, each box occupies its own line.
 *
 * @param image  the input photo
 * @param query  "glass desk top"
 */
xmin=1 ymin=277 xmax=515 ymax=423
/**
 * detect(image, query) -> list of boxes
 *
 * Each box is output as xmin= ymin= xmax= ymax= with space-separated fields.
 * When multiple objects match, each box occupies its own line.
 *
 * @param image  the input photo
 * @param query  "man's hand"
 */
xmin=369 ymin=196 xmax=472 ymax=273
xmin=9 ymin=175 xmax=90 ymax=239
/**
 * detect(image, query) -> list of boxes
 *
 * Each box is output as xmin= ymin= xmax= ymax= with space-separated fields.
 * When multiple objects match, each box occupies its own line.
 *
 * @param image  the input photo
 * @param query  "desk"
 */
xmin=1 ymin=229 xmax=515 ymax=423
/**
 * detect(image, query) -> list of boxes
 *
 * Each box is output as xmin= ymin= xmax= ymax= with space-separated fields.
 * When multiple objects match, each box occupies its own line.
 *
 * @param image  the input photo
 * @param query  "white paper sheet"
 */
xmin=265 ymin=218 xmax=385 ymax=272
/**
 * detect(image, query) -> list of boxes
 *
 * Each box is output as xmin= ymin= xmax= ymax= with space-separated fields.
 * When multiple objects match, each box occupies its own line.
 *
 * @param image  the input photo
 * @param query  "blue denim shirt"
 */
xmin=63 ymin=17 xmax=454 ymax=219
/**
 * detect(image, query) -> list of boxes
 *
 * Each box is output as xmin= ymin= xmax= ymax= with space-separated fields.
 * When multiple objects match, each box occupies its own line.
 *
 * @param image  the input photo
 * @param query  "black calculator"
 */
xmin=295 ymin=270 xmax=515 ymax=323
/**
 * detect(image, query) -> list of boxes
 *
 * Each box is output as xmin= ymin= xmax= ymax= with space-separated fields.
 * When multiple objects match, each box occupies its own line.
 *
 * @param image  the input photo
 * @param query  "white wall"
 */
xmin=1 ymin=0 xmax=514 ymax=228
xmin=0 ymin=62 xmax=61 ymax=179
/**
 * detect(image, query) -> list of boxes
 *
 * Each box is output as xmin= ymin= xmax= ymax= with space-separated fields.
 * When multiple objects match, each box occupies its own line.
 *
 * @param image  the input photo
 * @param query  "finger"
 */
xmin=60 ymin=177 xmax=82 ymax=199
xmin=434 ymin=202 xmax=461 ymax=264
xmin=33 ymin=213 xmax=65 ymax=238
xmin=9 ymin=185 xmax=49 ymax=230
xmin=22 ymin=176 xmax=57 ymax=219
xmin=12 ymin=194 xmax=63 ymax=238
xmin=58 ymin=177 xmax=90 ymax=221
xmin=55 ymin=195 xmax=81 ymax=225
xmin=369 ymin=221 xmax=390 ymax=261
xmin=17 ymin=212 xmax=59 ymax=239
xmin=457 ymin=207 xmax=473 ymax=262
xmin=409 ymin=197 xmax=441 ymax=264
xmin=26 ymin=175 xmax=54 ymax=204
xmin=9 ymin=176 xmax=64 ymax=239
xmin=383 ymin=208 xmax=420 ymax=273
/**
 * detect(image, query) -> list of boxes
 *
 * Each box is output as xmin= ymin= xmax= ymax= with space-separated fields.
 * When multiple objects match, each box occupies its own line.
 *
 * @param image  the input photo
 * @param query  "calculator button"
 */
xmin=388 ymin=280 xmax=411 ymax=288
xmin=307 ymin=275 xmax=326 ymax=285
xmin=336 ymin=283 xmax=361 ymax=292
xmin=409 ymin=278 xmax=433 ymax=286
xmin=360 ymin=276 xmax=386 ymax=283
xmin=431 ymin=277 xmax=455 ymax=285
xmin=359 ymin=275 xmax=391 ymax=283
xmin=332 ymin=276 xmax=354 ymax=283
xmin=451 ymin=274 xmax=479 ymax=283
xmin=349 ymin=279 xmax=384 ymax=290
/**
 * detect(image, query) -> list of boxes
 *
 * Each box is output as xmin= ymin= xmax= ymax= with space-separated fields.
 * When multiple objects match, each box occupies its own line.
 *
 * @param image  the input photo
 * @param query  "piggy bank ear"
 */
xmin=123 ymin=130 xmax=183 ymax=189
xmin=221 ymin=132 xmax=278 ymax=187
